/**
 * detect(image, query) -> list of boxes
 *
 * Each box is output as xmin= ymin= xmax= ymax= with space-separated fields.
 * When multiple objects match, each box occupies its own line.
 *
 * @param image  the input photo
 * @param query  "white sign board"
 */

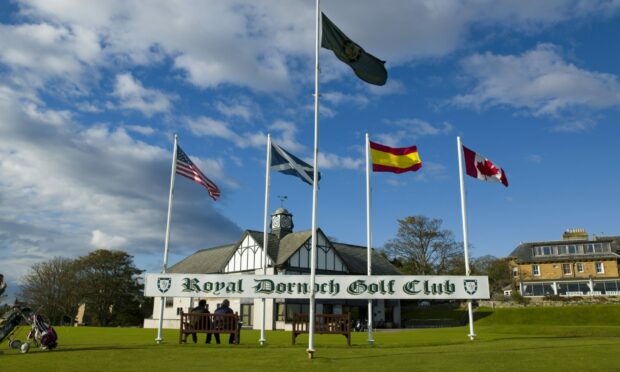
xmin=144 ymin=273 xmax=489 ymax=300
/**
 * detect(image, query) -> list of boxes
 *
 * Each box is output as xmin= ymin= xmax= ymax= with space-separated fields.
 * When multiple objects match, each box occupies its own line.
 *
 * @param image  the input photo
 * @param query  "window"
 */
xmin=532 ymin=265 xmax=540 ymax=276
xmin=576 ymin=263 xmax=584 ymax=273
xmin=165 ymin=298 xmax=174 ymax=308
xmin=276 ymin=303 xmax=285 ymax=321
xmin=512 ymin=267 xmax=519 ymax=277
xmin=562 ymin=263 xmax=572 ymax=275
xmin=595 ymin=262 xmax=604 ymax=274
xmin=567 ymin=245 xmax=577 ymax=254
xmin=241 ymin=304 xmax=253 ymax=327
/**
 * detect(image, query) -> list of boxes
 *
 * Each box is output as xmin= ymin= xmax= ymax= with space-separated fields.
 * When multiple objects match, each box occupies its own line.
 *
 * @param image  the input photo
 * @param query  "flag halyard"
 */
xmin=176 ymin=145 xmax=221 ymax=200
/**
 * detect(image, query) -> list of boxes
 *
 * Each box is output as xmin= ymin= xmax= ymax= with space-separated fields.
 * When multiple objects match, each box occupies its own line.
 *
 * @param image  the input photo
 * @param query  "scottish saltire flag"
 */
xmin=321 ymin=12 xmax=388 ymax=86
xmin=462 ymin=145 xmax=508 ymax=187
xmin=176 ymin=145 xmax=221 ymax=200
xmin=271 ymin=142 xmax=320 ymax=185
xmin=370 ymin=141 xmax=422 ymax=173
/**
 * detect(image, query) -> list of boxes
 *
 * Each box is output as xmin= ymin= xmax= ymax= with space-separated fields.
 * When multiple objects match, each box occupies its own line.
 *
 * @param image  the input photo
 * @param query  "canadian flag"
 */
xmin=462 ymin=145 xmax=508 ymax=187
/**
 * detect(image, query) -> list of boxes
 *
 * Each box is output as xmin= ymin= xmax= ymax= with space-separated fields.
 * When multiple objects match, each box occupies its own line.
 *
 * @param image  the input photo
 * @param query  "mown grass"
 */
xmin=2 ymin=304 xmax=620 ymax=371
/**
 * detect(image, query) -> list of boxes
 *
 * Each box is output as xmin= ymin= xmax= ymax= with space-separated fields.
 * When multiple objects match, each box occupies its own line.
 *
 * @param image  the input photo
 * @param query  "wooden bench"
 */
xmin=179 ymin=312 xmax=241 ymax=344
xmin=291 ymin=313 xmax=351 ymax=346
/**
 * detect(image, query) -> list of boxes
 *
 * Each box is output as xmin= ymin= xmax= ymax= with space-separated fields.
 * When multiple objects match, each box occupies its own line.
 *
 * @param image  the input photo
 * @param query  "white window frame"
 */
xmin=532 ymin=264 xmax=540 ymax=277
xmin=595 ymin=262 xmax=605 ymax=274
xmin=562 ymin=263 xmax=572 ymax=276
xmin=576 ymin=263 xmax=584 ymax=273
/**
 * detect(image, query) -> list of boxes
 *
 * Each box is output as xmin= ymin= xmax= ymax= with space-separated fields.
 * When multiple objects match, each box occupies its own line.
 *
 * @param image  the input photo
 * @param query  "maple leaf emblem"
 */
xmin=476 ymin=159 xmax=499 ymax=177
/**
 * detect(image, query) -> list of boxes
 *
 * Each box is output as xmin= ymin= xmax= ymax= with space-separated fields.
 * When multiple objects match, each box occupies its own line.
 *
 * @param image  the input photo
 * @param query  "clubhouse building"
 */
xmin=509 ymin=229 xmax=620 ymax=297
xmin=144 ymin=208 xmax=402 ymax=330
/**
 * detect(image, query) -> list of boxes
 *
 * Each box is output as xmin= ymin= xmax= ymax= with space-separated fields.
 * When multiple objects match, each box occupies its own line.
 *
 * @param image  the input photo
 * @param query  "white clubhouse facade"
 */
xmin=144 ymin=208 xmax=402 ymax=330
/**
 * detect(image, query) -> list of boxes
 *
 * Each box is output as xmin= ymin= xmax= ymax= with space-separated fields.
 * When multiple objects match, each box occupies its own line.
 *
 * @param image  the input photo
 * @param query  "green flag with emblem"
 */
xmin=321 ymin=12 xmax=388 ymax=86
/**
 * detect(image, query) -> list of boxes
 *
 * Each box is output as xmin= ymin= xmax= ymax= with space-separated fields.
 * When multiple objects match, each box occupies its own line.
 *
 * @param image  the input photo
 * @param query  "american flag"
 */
xmin=176 ymin=145 xmax=221 ymax=200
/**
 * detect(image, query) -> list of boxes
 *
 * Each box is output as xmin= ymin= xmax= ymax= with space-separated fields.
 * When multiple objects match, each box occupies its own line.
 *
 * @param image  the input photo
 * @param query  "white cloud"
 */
xmin=323 ymin=92 xmax=369 ymax=107
xmin=526 ymin=154 xmax=543 ymax=164
xmin=376 ymin=119 xmax=453 ymax=147
xmin=0 ymin=86 xmax=241 ymax=281
xmin=126 ymin=125 xmax=155 ymax=136
xmin=454 ymin=44 xmax=620 ymax=117
xmin=91 ymin=229 xmax=128 ymax=249
xmin=214 ymin=98 xmax=259 ymax=122
xmin=113 ymin=73 xmax=174 ymax=117
xmin=317 ymin=152 xmax=363 ymax=170
xmin=8 ymin=0 xmax=618 ymax=93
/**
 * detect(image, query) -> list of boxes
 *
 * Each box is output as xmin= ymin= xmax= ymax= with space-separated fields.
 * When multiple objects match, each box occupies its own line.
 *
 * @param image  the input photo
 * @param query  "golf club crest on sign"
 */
xmin=464 ymin=279 xmax=478 ymax=295
xmin=157 ymin=277 xmax=172 ymax=294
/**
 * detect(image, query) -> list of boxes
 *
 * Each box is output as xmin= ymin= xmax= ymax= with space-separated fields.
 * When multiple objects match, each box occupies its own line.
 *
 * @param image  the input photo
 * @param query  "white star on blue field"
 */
xmin=1 ymin=1 xmax=620 ymax=297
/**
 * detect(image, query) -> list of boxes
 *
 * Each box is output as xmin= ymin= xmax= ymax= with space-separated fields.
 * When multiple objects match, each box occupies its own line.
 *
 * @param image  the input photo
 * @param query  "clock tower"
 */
xmin=271 ymin=208 xmax=294 ymax=239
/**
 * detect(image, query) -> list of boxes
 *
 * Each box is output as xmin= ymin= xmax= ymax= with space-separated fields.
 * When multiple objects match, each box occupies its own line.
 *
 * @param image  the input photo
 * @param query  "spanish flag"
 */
xmin=370 ymin=141 xmax=422 ymax=173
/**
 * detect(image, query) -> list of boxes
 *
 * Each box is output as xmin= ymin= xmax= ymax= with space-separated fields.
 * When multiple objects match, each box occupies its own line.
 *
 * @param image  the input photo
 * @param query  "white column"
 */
xmin=260 ymin=134 xmax=272 ymax=345
xmin=365 ymin=133 xmax=374 ymax=344
xmin=457 ymin=136 xmax=476 ymax=341
xmin=307 ymin=0 xmax=321 ymax=359
xmin=156 ymin=134 xmax=178 ymax=344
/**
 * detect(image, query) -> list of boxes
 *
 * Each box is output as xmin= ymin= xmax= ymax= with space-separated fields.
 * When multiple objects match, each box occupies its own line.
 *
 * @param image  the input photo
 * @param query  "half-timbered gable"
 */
xmin=224 ymin=231 xmax=274 ymax=273
xmin=283 ymin=229 xmax=349 ymax=273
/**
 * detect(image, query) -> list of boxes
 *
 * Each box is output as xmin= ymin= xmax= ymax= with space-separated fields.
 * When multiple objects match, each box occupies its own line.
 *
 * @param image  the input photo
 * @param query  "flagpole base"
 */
xmin=367 ymin=339 xmax=374 ymax=345
xmin=259 ymin=338 xmax=266 ymax=346
xmin=307 ymin=349 xmax=315 ymax=359
xmin=468 ymin=333 xmax=476 ymax=341
xmin=155 ymin=338 xmax=162 ymax=344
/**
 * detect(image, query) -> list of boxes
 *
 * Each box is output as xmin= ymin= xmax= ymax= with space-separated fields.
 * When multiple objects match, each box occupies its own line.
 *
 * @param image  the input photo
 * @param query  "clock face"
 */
xmin=272 ymin=217 xmax=281 ymax=229
xmin=281 ymin=215 xmax=291 ymax=228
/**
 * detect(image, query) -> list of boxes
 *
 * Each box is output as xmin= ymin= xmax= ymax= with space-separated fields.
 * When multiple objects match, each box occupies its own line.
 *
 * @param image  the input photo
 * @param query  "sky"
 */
xmin=2 ymin=0 xmax=620 ymax=299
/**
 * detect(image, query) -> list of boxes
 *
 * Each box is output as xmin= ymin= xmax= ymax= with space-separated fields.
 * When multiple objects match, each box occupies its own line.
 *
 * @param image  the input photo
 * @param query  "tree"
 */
xmin=75 ymin=249 xmax=144 ymax=326
xmin=472 ymin=255 xmax=512 ymax=296
xmin=383 ymin=216 xmax=461 ymax=275
xmin=20 ymin=257 xmax=83 ymax=325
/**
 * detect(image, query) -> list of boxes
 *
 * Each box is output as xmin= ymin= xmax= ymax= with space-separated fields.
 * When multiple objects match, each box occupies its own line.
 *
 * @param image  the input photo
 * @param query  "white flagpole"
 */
xmin=156 ymin=133 xmax=178 ymax=344
xmin=260 ymin=134 xmax=272 ymax=346
xmin=308 ymin=0 xmax=320 ymax=359
xmin=457 ymin=136 xmax=476 ymax=341
xmin=365 ymin=133 xmax=374 ymax=344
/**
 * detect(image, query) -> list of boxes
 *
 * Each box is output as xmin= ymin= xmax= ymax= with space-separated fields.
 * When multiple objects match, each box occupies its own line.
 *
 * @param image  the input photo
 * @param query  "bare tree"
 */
xmin=383 ymin=216 xmax=461 ymax=275
xmin=20 ymin=257 xmax=82 ymax=324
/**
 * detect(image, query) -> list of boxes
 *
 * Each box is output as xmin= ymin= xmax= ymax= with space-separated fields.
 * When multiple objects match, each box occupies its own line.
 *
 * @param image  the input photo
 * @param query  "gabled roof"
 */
xmin=332 ymin=242 xmax=402 ymax=275
xmin=168 ymin=244 xmax=236 ymax=274
xmin=167 ymin=227 xmax=402 ymax=275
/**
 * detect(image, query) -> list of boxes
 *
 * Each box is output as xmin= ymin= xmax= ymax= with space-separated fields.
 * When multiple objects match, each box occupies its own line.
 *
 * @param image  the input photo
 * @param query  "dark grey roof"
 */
xmin=168 ymin=244 xmax=236 ymax=274
xmin=168 ymin=227 xmax=401 ymax=275
xmin=509 ymin=238 xmax=620 ymax=264
xmin=332 ymin=243 xmax=402 ymax=275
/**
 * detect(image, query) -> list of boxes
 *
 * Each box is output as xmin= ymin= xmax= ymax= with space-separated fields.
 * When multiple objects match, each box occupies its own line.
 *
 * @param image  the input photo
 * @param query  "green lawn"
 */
xmin=3 ymin=305 xmax=620 ymax=371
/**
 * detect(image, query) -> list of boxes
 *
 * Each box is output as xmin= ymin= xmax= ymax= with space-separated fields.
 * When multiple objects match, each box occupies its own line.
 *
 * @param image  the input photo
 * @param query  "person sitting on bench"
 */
xmin=212 ymin=299 xmax=235 ymax=344
xmin=190 ymin=300 xmax=210 ymax=344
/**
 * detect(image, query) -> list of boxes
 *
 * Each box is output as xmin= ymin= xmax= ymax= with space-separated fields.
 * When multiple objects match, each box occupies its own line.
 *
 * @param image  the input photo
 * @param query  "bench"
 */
xmin=291 ymin=313 xmax=351 ymax=346
xmin=179 ymin=312 xmax=241 ymax=344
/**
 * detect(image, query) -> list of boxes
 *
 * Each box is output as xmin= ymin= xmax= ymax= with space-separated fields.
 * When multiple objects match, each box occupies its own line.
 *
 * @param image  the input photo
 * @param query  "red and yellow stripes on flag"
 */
xmin=369 ymin=141 xmax=422 ymax=173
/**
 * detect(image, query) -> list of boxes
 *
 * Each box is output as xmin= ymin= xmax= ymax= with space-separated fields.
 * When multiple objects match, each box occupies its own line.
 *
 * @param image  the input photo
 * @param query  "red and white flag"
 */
xmin=176 ymin=145 xmax=221 ymax=200
xmin=462 ymin=145 xmax=508 ymax=187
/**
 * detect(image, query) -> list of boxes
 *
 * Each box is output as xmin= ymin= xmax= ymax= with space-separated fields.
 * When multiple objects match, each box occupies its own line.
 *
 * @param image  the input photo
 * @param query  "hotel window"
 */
xmin=276 ymin=303 xmax=285 ymax=321
xmin=576 ymin=263 xmax=584 ymax=273
xmin=595 ymin=262 xmax=605 ymax=274
xmin=567 ymin=245 xmax=577 ymax=254
xmin=558 ymin=246 xmax=568 ymax=255
xmin=165 ymin=298 xmax=174 ymax=308
xmin=543 ymin=246 xmax=552 ymax=255
xmin=512 ymin=267 xmax=519 ymax=277
xmin=241 ymin=304 xmax=253 ymax=327
xmin=562 ymin=263 xmax=572 ymax=275
xmin=532 ymin=265 xmax=540 ymax=276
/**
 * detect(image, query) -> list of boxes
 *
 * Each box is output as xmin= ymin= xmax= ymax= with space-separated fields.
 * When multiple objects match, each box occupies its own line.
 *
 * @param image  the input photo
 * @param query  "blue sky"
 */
xmin=1 ymin=1 xmax=620 ymax=298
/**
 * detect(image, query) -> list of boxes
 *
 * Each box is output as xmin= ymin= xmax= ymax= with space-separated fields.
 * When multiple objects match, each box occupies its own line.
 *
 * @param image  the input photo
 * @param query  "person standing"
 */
xmin=190 ymin=300 xmax=209 ymax=344
xmin=213 ymin=299 xmax=235 ymax=344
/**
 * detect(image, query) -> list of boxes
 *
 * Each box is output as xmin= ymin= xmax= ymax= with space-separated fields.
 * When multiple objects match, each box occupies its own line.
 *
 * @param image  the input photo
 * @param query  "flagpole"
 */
xmin=260 ymin=134 xmax=272 ymax=346
xmin=156 ymin=133 xmax=178 ymax=344
xmin=457 ymin=136 xmax=476 ymax=341
xmin=365 ymin=133 xmax=374 ymax=344
xmin=308 ymin=0 xmax=320 ymax=359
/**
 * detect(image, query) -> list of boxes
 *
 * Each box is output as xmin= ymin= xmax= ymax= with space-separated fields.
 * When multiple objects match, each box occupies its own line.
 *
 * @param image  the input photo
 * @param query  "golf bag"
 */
xmin=28 ymin=314 xmax=58 ymax=350
xmin=0 ymin=305 xmax=33 ymax=346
